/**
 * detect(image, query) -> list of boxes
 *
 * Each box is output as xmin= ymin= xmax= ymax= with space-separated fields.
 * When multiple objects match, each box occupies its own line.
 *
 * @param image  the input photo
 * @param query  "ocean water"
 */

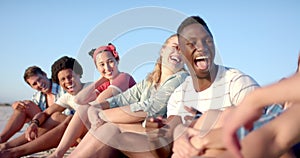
xmin=0 ymin=106 xmax=13 ymax=131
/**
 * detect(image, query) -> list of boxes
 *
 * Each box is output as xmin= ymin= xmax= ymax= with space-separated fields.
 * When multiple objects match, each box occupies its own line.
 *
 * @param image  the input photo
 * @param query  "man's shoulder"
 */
xmin=220 ymin=65 xmax=259 ymax=86
xmin=221 ymin=65 xmax=253 ymax=79
xmin=221 ymin=65 xmax=245 ymax=75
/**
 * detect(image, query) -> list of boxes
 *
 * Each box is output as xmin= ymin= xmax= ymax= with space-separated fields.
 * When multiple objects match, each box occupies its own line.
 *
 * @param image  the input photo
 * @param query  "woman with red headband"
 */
xmin=48 ymin=43 xmax=136 ymax=158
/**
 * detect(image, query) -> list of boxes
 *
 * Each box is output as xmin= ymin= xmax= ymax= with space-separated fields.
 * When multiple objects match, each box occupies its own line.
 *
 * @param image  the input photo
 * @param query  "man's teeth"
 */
xmin=195 ymin=56 xmax=208 ymax=61
xmin=67 ymin=85 xmax=74 ymax=89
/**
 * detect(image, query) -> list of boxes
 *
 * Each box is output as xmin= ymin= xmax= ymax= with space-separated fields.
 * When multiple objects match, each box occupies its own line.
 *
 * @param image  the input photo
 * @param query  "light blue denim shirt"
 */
xmin=237 ymin=104 xmax=284 ymax=139
xmin=32 ymin=80 xmax=65 ymax=111
xmin=107 ymin=70 xmax=189 ymax=117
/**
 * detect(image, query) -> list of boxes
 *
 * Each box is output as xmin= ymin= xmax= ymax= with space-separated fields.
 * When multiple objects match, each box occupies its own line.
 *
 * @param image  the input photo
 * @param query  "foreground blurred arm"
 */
xmin=219 ymin=103 xmax=300 ymax=158
xmin=222 ymin=73 xmax=300 ymax=158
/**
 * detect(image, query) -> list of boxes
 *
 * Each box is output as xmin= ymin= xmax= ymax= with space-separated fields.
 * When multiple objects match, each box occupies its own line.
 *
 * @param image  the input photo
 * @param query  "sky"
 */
xmin=0 ymin=0 xmax=299 ymax=103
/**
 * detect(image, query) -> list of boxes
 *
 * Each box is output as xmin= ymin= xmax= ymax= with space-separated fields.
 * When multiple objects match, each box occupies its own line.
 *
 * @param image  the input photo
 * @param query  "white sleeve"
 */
xmin=55 ymin=93 xmax=70 ymax=109
xmin=167 ymin=86 xmax=183 ymax=117
xmin=230 ymin=74 xmax=260 ymax=105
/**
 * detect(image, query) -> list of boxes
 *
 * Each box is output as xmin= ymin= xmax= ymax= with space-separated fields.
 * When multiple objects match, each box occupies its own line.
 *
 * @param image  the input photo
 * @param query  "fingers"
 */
xmin=222 ymin=109 xmax=244 ymax=158
xmin=25 ymin=124 xmax=38 ymax=141
xmin=12 ymin=101 xmax=27 ymax=111
xmin=184 ymin=115 xmax=194 ymax=122
xmin=145 ymin=116 xmax=166 ymax=128
xmin=173 ymin=134 xmax=199 ymax=158
xmin=184 ymin=105 xmax=198 ymax=115
xmin=222 ymin=132 xmax=243 ymax=158
xmin=172 ymin=126 xmax=202 ymax=158
xmin=27 ymin=131 xmax=38 ymax=141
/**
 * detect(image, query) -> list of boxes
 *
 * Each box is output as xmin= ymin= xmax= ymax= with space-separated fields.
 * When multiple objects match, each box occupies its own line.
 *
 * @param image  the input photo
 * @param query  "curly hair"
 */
xmin=51 ymin=56 xmax=83 ymax=84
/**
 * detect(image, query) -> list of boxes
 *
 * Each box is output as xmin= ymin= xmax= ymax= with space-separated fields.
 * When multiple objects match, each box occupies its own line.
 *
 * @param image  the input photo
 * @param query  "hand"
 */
xmin=172 ymin=124 xmax=201 ymax=158
xmin=12 ymin=101 xmax=27 ymax=111
xmin=145 ymin=115 xmax=166 ymax=128
xmin=25 ymin=123 xmax=38 ymax=141
xmin=87 ymin=105 xmax=105 ymax=130
xmin=184 ymin=105 xmax=202 ymax=123
xmin=222 ymin=105 xmax=263 ymax=158
xmin=146 ymin=116 xmax=170 ymax=141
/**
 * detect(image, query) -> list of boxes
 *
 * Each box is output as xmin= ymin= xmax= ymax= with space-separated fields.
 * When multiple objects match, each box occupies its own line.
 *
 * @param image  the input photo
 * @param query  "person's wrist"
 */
xmin=30 ymin=119 xmax=40 ymax=127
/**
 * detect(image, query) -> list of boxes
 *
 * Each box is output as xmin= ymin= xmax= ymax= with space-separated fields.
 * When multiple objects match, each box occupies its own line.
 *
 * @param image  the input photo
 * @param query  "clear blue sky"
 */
xmin=0 ymin=0 xmax=299 ymax=103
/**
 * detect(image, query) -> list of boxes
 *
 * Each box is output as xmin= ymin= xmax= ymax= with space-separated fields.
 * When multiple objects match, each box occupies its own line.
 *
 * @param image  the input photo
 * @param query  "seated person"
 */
xmin=48 ymin=43 xmax=136 ymax=157
xmin=0 ymin=66 xmax=65 ymax=143
xmin=0 ymin=56 xmax=91 ymax=158
xmin=163 ymin=15 xmax=259 ymax=158
xmin=173 ymin=54 xmax=300 ymax=158
xmin=219 ymin=54 xmax=300 ymax=158
xmin=66 ymin=34 xmax=189 ymax=158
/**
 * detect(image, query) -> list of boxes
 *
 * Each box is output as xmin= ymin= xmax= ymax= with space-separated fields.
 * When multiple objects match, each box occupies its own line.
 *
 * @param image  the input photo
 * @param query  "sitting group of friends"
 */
xmin=0 ymin=15 xmax=299 ymax=158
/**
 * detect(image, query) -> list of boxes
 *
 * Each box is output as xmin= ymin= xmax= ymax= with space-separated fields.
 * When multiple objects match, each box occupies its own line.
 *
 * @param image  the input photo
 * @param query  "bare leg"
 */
xmin=0 ymin=116 xmax=72 ymax=158
xmin=68 ymin=123 xmax=122 ymax=158
xmin=117 ymin=132 xmax=172 ymax=158
xmin=0 ymin=101 xmax=41 ymax=143
xmin=0 ymin=111 xmax=67 ymax=150
xmin=49 ymin=109 xmax=88 ymax=158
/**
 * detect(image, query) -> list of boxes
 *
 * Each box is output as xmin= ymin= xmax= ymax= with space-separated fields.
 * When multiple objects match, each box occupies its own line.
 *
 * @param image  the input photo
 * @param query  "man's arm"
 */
xmin=25 ymin=103 xmax=65 ymax=141
xmin=172 ymin=109 xmax=229 ymax=158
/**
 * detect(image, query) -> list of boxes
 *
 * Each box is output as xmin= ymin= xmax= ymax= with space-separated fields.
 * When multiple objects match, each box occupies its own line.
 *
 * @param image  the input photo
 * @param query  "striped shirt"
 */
xmin=167 ymin=65 xmax=259 ymax=123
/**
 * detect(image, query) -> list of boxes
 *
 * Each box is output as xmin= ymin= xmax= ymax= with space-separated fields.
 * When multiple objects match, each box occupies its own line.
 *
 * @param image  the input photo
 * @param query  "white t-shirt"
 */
xmin=55 ymin=82 xmax=92 ymax=110
xmin=167 ymin=65 xmax=259 ymax=123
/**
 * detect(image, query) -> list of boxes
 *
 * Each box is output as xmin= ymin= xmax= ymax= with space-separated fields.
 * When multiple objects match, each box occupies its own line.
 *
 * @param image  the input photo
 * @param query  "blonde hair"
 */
xmin=146 ymin=34 xmax=181 ymax=84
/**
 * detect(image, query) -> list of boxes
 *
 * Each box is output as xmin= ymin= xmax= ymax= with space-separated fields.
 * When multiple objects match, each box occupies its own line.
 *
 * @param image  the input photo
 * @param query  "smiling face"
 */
xmin=95 ymin=51 xmax=120 ymax=81
xmin=57 ymin=69 xmax=83 ymax=95
xmin=26 ymin=73 xmax=51 ymax=94
xmin=161 ymin=35 xmax=184 ymax=73
xmin=178 ymin=23 xmax=216 ymax=79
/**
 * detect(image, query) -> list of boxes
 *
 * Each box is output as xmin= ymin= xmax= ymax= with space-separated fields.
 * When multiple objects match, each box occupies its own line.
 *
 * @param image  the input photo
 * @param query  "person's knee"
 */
xmin=13 ymin=100 xmax=34 ymax=112
xmin=50 ymin=112 xmax=67 ymax=123
xmin=23 ymin=100 xmax=35 ymax=106
xmin=60 ymin=116 xmax=72 ymax=128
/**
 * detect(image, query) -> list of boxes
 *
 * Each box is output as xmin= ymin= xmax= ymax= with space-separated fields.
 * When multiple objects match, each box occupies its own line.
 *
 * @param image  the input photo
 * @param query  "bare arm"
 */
xmin=219 ymin=104 xmax=300 ymax=158
xmin=25 ymin=103 xmax=65 ymax=141
xmin=74 ymin=77 xmax=108 ymax=105
xmin=222 ymin=73 xmax=300 ymax=158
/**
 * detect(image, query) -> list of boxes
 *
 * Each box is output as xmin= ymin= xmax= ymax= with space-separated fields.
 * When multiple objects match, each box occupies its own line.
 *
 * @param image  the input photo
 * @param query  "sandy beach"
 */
xmin=0 ymin=106 xmax=74 ymax=158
